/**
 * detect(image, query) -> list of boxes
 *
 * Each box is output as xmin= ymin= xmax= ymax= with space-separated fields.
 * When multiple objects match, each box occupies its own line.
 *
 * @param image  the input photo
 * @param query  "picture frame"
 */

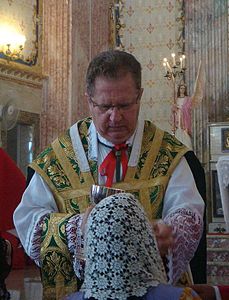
xmin=221 ymin=128 xmax=229 ymax=152
xmin=0 ymin=0 xmax=42 ymax=74
xmin=211 ymin=169 xmax=224 ymax=219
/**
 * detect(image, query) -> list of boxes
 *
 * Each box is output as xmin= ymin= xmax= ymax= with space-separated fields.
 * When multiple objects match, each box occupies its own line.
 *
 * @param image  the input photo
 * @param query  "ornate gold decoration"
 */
xmin=109 ymin=0 xmax=125 ymax=49
xmin=0 ymin=61 xmax=45 ymax=87
xmin=175 ymin=0 xmax=185 ymax=52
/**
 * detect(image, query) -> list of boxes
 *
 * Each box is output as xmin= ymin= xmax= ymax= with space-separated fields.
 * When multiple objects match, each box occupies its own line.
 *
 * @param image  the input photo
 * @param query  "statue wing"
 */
xmin=192 ymin=60 xmax=205 ymax=108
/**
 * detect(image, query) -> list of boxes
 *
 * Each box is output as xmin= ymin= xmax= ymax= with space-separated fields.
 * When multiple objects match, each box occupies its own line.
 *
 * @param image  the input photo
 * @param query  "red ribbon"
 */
xmin=99 ymin=143 xmax=128 ymax=187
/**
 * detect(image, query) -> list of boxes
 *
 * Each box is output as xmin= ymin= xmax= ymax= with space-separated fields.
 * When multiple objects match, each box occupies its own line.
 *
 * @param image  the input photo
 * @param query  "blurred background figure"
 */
xmin=0 ymin=237 xmax=12 ymax=300
xmin=0 ymin=148 xmax=26 ymax=270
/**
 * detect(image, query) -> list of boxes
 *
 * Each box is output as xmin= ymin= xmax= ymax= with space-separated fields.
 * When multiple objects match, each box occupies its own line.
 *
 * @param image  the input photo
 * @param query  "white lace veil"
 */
xmin=81 ymin=193 xmax=167 ymax=300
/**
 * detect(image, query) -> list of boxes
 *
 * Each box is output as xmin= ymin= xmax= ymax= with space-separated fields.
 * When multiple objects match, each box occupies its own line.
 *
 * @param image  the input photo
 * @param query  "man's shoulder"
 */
xmin=31 ymin=117 xmax=93 ymax=167
xmin=143 ymin=120 xmax=173 ymax=137
xmin=35 ymin=117 xmax=92 ymax=159
xmin=143 ymin=120 xmax=187 ymax=148
xmin=37 ymin=129 xmax=71 ymax=159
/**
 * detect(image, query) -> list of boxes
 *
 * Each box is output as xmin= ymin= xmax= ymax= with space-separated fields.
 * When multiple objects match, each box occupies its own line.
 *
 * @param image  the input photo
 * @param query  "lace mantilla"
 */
xmin=81 ymin=193 xmax=167 ymax=300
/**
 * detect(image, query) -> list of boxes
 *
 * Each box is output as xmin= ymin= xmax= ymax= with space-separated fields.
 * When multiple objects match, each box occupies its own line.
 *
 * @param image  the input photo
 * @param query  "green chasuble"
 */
xmin=30 ymin=117 xmax=188 ymax=300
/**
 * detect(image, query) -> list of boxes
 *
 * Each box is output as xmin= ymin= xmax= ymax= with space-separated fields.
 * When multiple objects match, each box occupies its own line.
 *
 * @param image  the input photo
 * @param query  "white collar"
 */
xmin=88 ymin=120 xmax=144 ymax=166
xmin=70 ymin=119 xmax=145 ymax=170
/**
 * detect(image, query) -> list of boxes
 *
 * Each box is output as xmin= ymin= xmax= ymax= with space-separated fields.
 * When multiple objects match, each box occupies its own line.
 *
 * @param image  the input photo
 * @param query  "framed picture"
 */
xmin=221 ymin=128 xmax=229 ymax=152
xmin=0 ymin=0 xmax=42 ymax=71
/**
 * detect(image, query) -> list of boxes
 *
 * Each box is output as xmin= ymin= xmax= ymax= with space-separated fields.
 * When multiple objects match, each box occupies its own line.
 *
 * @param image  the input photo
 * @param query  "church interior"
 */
xmin=0 ymin=1 xmax=228 ymax=299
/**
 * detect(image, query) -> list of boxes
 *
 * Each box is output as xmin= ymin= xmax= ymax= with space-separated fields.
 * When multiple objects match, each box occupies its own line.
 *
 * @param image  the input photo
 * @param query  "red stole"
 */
xmin=0 ymin=148 xmax=26 ymax=269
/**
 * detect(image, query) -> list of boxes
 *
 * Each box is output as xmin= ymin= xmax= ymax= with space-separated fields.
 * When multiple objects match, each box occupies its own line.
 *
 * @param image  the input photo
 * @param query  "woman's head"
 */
xmin=177 ymin=84 xmax=188 ymax=97
xmin=81 ymin=193 xmax=167 ymax=300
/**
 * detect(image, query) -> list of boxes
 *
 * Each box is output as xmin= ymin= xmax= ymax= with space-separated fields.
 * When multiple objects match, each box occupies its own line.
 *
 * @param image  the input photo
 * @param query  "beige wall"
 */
xmin=0 ymin=79 xmax=42 ymax=114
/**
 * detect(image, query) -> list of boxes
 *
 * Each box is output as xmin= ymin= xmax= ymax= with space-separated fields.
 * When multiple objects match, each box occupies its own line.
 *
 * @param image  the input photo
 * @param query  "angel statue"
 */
xmin=171 ymin=61 xmax=205 ymax=149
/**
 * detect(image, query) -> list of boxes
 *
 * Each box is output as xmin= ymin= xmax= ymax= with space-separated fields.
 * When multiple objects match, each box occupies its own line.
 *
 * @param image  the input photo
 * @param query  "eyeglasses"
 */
xmin=89 ymin=93 xmax=140 ymax=114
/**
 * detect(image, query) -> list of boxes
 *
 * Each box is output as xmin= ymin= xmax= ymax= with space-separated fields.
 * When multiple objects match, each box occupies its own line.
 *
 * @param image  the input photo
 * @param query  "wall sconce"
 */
xmin=0 ymin=24 xmax=26 ymax=62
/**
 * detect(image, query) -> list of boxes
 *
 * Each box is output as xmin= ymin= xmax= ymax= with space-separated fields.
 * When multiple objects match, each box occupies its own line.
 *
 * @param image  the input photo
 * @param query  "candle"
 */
xmin=163 ymin=62 xmax=167 ymax=72
xmin=182 ymin=54 xmax=185 ymax=68
xmin=171 ymin=53 xmax=175 ymax=66
xmin=180 ymin=57 xmax=183 ymax=69
xmin=166 ymin=61 xmax=172 ymax=72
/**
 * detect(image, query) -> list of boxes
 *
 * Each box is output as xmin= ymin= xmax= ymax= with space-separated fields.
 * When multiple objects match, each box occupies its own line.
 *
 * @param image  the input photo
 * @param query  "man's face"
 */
xmin=87 ymin=73 xmax=142 ymax=144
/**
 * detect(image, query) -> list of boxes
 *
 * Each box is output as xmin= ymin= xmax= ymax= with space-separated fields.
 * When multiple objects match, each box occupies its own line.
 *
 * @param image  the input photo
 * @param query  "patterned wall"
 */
xmin=117 ymin=0 xmax=184 ymax=133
